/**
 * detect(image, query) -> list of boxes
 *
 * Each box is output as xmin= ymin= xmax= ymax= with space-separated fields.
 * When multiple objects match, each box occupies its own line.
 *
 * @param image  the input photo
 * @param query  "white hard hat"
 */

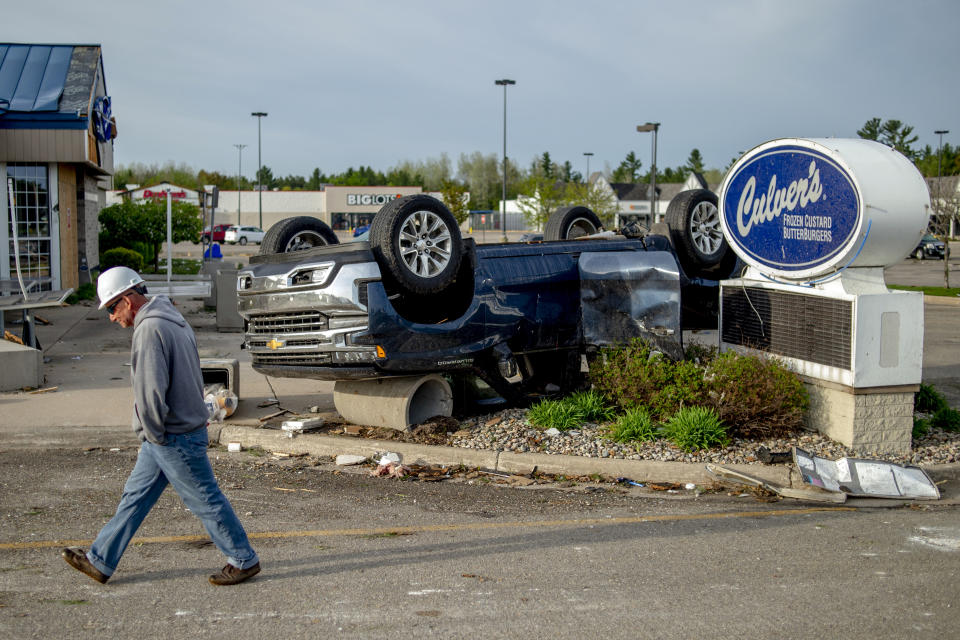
xmin=97 ymin=266 xmax=145 ymax=310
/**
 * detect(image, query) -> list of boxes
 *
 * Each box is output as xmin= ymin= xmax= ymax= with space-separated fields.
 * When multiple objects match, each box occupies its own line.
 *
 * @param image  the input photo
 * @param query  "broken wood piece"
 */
xmin=258 ymin=409 xmax=290 ymax=423
xmin=27 ymin=386 xmax=58 ymax=394
xmin=706 ymin=464 xmax=847 ymax=503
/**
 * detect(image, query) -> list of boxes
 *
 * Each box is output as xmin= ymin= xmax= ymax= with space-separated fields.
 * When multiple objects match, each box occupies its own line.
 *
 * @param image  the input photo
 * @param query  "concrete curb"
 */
xmin=216 ymin=424 xmax=796 ymax=487
xmin=213 ymin=424 xmax=960 ymax=505
xmin=923 ymin=295 xmax=960 ymax=307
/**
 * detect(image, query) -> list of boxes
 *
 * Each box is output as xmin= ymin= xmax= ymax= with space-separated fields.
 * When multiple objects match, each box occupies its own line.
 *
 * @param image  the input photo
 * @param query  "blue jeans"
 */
xmin=86 ymin=427 xmax=258 ymax=576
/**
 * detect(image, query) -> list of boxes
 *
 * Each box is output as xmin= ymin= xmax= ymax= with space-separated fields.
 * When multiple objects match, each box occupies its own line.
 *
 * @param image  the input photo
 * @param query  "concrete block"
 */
xmin=804 ymin=381 xmax=916 ymax=455
xmin=0 ymin=340 xmax=43 ymax=391
xmin=200 ymin=358 xmax=240 ymax=397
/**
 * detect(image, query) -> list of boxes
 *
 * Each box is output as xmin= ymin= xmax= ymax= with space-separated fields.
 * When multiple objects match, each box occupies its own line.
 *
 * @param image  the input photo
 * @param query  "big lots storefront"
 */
xmin=203 ymin=185 xmax=424 ymax=232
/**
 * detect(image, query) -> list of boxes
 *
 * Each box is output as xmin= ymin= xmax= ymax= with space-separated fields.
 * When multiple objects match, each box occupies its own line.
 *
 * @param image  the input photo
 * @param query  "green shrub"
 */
xmin=100 ymin=247 xmax=144 ymax=272
xmin=930 ymin=406 xmax=960 ymax=432
xmin=65 ymin=282 xmax=97 ymax=304
xmin=527 ymin=399 xmax=583 ymax=431
xmin=607 ymin=408 xmax=657 ymax=444
xmin=703 ymin=351 xmax=808 ymax=438
xmin=915 ymin=383 xmax=948 ymax=414
xmin=913 ymin=417 xmax=930 ymax=439
xmin=590 ymin=339 xmax=706 ymax=420
xmin=566 ymin=390 xmax=617 ymax=424
xmin=661 ymin=406 xmax=729 ymax=452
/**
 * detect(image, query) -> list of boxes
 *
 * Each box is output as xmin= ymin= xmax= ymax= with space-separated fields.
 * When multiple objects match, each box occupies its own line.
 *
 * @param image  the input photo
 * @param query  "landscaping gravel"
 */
xmin=445 ymin=409 xmax=960 ymax=466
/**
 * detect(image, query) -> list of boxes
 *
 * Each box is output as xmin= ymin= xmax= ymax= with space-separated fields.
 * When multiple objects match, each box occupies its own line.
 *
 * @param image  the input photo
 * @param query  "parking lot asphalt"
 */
xmin=1 ymin=257 xmax=958 ymax=495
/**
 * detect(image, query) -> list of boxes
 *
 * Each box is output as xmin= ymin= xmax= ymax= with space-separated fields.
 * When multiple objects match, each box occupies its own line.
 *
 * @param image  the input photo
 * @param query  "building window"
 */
xmin=6 ymin=163 xmax=52 ymax=290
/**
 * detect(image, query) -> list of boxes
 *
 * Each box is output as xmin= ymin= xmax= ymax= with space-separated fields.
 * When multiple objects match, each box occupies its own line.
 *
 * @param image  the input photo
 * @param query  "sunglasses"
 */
xmin=106 ymin=294 xmax=126 ymax=315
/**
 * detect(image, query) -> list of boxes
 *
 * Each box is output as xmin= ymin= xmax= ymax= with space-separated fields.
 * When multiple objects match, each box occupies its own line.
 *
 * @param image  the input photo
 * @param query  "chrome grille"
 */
xmin=253 ymin=352 xmax=333 ymax=366
xmin=247 ymin=311 xmax=327 ymax=334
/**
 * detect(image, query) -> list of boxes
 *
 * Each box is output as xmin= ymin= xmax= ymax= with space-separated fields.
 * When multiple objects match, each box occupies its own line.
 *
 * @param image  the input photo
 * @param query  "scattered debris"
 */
xmin=257 ymin=399 xmax=280 ymax=409
xmin=4 ymin=330 xmax=24 ymax=345
xmin=647 ymin=482 xmax=683 ymax=491
xmin=204 ymin=384 xmax=238 ymax=423
xmin=335 ymin=454 xmax=368 ymax=466
xmin=227 ymin=442 xmax=242 ymax=453
xmin=616 ymin=477 xmax=644 ymax=487
xmin=757 ymin=446 xmax=793 ymax=464
xmin=793 ymin=447 xmax=940 ymax=500
xmin=707 ymin=463 xmax=847 ymax=503
xmin=26 ymin=386 xmax=58 ymax=395
xmin=281 ymin=417 xmax=325 ymax=438
xmin=372 ymin=452 xmax=408 ymax=478
xmin=258 ymin=409 xmax=291 ymax=423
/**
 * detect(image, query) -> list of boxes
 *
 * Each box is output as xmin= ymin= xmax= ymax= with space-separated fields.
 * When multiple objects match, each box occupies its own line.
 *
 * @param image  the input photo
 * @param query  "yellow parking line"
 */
xmin=0 ymin=506 xmax=854 ymax=551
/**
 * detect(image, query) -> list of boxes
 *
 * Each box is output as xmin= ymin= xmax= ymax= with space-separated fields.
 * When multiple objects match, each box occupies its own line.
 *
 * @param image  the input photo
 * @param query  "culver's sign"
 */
xmin=721 ymin=145 xmax=860 ymax=272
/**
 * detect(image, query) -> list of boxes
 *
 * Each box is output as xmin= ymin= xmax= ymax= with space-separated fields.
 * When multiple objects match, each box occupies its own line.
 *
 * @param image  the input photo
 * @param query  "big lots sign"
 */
xmin=142 ymin=189 xmax=188 ymax=199
xmin=720 ymin=143 xmax=860 ymax=274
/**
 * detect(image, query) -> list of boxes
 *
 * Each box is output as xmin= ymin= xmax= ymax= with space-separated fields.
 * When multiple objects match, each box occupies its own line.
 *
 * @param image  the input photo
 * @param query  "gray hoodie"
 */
xmin=130 ymin=296 xmax=207 ymax=445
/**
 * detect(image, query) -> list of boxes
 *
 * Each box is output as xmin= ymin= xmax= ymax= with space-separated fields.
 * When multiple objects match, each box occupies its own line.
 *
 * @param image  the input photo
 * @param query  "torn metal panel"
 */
xmin=793 ymin=447 xmax=940 ymax=500
xmin=579 ymin=251 xmax=683 ymax=359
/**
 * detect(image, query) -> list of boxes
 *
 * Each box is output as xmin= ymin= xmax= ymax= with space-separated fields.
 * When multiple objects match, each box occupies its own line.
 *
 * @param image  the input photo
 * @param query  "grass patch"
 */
xmin=888 ymin=284 xmax=960 ymax=298
xmin=527 ymin=399 xmax=584 ymax=431
xmin=566 ymin=390 xmax=617 ymax=423
xmin=607 ymin=408 xmax=657 ymax=444
xmin=65 ymin=282 xmax=96 ymax=304
xmin=660 ymin=406 xmax=729 ymax=452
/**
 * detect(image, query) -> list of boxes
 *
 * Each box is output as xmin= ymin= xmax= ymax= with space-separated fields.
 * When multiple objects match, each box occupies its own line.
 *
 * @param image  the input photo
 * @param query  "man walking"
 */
xmin=62 ymin=266 xmax=260 ymax=586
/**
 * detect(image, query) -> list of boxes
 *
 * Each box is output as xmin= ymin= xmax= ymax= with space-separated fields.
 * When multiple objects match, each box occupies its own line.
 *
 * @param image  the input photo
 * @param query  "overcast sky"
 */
xmin=6 ymin=0 xmax=959 ymax=181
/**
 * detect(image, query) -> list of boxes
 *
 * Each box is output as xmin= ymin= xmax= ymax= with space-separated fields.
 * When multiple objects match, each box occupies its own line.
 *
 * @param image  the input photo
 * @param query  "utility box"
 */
xmin=718 ymin=138 xmax=931 ymax=455
xmin=216 ymin=270 xmax=243 ymax=332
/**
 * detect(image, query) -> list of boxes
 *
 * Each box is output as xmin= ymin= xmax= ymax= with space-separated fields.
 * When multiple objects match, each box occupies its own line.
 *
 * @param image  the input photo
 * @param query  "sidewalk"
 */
xmin=1 ymin=290 xmax=958 ymax=505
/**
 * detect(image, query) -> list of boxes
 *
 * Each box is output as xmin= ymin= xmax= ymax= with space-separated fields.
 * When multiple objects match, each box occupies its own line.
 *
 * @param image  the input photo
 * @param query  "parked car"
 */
xmin=224 ymin=225 xmax=265 ymax=245
xmin=236 ymin=193 xmax=738 ymax=407
xmin=201 ymin=224 xmax=232 ymax=243
xmin=913 ymin=233 xmax=946 ymax=260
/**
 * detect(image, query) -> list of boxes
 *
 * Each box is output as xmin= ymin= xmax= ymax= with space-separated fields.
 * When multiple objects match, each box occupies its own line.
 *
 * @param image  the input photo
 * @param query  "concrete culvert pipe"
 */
xmin=333 ymin=374 xmax=453 ymax=431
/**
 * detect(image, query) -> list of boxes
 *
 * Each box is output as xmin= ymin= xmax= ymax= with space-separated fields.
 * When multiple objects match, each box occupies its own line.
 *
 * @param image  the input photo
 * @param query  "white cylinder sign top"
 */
xmin=718 ymin=138 xmax=931 ymax=280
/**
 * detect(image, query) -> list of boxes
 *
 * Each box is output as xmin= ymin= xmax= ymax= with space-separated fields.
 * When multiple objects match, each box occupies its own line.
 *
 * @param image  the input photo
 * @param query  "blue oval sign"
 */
xmin=721 ymin=145 xmax=860 ymax=272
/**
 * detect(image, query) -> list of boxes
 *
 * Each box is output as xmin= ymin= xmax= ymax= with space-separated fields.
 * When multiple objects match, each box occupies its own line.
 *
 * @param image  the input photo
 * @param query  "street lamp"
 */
xmin=233 ymin=143 xmax=246 ymax=225
xmin=583 ymin=152 xmax=593 ymax=183
xmin=636 ymin=122 xmax=660 ymax=223
xmin=935 ymin=129 xmax=951 ymax=250
xmin=495 ymin=79 xmax=515 ymax=242
xmin=251 ymin=111 xmax=268 ymax=229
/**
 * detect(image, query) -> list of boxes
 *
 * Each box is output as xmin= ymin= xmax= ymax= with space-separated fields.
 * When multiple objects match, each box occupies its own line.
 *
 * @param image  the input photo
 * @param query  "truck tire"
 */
xmin=369 ymin=195 xmax=463 ymax=296
xmin=665 ymin=189 xmax=728 ymax=271
xmin=260 ymin=217 xmax=339 ymax=254
xmin=544 ymin=206 xmax=603 ymax=241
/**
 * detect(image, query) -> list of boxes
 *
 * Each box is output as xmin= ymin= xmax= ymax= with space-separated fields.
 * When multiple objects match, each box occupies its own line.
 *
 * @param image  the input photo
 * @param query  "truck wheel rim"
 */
xmin=566 ymin=217 xmax=599 ymax=239
xmin=398 ymin=209 xmax=452 ymax=277
xmin=284 ymin=231 xmax=328 ymax=251
xmin=690 ymin=201 xmax=723 ymax=255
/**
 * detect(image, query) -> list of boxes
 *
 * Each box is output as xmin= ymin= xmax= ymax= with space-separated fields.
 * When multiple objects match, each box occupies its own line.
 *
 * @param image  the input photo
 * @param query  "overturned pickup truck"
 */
xmin=236 ymin=192 xmax=739 ymax=409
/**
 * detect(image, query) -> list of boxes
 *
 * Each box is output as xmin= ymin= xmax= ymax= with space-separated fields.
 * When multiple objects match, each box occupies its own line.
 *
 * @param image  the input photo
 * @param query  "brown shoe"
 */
xmin=61 ymin=547 xmax=109 ymax=584
xmin=209 ymin=562 xmax=260 ymax=586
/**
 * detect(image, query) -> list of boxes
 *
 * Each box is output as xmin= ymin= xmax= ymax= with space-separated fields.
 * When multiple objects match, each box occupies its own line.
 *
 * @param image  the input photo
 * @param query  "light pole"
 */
xmin=935 ymin=130 xmax=949 ymax=205
xmin=637 ymin=122 xmax=660 ymax=223
xmin=583 ymin=152 xmax=593 ymax=183
xmin=234 ymin=143 xmax=246 ymax=225
xmin=495 ymin=79 xmax=515 ymax=242
xmin=251 ymin=112 xmax=268 ymax=229
xmin=935 ymin=130 xmax=951 ymax=269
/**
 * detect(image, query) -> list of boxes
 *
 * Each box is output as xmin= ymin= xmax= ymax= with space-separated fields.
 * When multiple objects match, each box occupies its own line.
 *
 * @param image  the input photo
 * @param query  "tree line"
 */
xmin=112 ymin=118 xmax=957 ymax=216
